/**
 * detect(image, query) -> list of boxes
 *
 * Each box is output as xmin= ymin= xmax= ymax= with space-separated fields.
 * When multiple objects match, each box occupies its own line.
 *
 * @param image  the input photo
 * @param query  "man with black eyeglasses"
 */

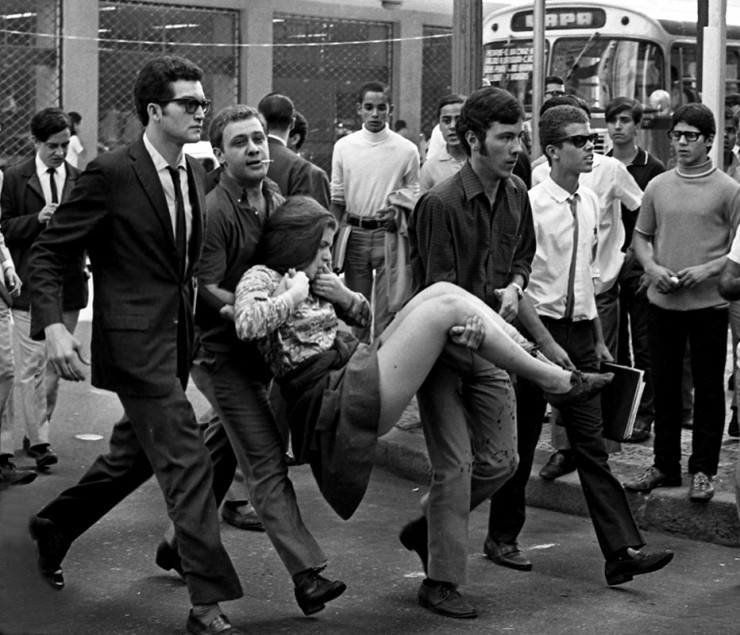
xmin=487 ymin=104 xmax=673 ymax=585
xmin=26 ymin=56 xmax=246 ymax=634
xmin=625 ymin=103 xmax=740 ymax=504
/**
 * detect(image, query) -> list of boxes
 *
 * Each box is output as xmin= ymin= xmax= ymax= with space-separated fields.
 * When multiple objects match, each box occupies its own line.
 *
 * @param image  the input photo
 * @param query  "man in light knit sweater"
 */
xmin=330 ymin=81 xmax=419 ymax=341
xmin=624 ymin=103 xmax=740 ymax=502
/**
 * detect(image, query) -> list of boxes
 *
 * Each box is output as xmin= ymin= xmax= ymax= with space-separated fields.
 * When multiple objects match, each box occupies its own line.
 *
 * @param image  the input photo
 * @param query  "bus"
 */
xmin=482 ymin=1 xmax=740 ymax=160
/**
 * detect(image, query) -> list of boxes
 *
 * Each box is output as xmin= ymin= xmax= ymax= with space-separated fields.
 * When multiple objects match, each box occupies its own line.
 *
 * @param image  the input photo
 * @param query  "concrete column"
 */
xmin=241 ymin=4 xmax=273 ymax=106
xmin=62 ymin=0 xmax=99 ymax=164
xmin=702 ymin=0 xmax=727 ymax=168
xmin=396 ymin=17 xmax=422 ymax=140
xmin=452 ymin=0 xmax=482 ymax=95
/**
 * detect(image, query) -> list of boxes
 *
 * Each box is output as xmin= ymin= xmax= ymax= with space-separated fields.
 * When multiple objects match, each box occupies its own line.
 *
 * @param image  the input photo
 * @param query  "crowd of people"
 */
xmin=1 ymin=53 xmax=739 ymax=633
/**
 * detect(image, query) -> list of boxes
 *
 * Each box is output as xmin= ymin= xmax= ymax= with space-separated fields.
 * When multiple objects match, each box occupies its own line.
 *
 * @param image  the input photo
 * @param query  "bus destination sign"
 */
xmin=511 ymin=8 xmax=606 ymax=31
xmin=484 ymin=45 xmax=534 ymax=82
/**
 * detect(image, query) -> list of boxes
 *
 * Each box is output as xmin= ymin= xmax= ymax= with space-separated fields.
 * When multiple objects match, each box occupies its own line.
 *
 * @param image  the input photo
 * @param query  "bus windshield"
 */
xmin=484 ymin=37 xmax=664 ymax=111
xmin=551 ymin=37 xmax=664 ymax=109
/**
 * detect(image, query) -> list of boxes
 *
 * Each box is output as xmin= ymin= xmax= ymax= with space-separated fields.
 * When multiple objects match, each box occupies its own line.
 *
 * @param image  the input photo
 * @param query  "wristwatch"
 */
xmin=509 ymin=282 xmax=524 ymax=299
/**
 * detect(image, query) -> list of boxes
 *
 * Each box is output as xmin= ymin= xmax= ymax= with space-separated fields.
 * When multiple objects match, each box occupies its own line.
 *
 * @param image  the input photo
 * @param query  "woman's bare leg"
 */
xmin=376 ymin=283 xmax=574 ymax=435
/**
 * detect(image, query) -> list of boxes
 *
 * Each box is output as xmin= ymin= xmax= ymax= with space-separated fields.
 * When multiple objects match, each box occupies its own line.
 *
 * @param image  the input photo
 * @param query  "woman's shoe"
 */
xmin=544 ymin=370 xmax=614 ymax=405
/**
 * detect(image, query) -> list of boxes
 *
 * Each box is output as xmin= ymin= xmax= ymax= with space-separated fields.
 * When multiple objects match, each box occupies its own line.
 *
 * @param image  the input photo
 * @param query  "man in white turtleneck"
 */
xmin=330 ymin=81 xmax=419 ymax=341
xmin=625 ymin=103 xmax=740 ymax=503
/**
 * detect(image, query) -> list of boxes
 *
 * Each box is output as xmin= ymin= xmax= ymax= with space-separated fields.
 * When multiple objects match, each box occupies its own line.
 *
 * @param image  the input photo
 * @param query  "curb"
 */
xmin=376 ymin=427 xmax=740 ymax=548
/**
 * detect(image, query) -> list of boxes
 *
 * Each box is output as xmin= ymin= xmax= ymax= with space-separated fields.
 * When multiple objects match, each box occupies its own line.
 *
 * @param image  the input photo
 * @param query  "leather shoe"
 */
xmin=26 ymin=443 xmax=58 ymax=469
xmin=28 ymin=515 xmax=68 ymax=590
xmin=293 ymin=568 xmax=346 ymax=615
xmin=605 ymin=549 xmax=674 ymax=585
xmin=417 ymin=580 xmax=477 ymax=619
xmin=483 ymin=538 xmax=532 ymax=571
xmin=544 ymin=370 xmax=614 ymax=405
xmin=186 ymin=611 xmax=244 ymax=634
xmin=155 ymin=539 xmax=184 ymax=579
xmin=221 ymin=500 xmax=264 ymax=532
xmin=0 ymin=458 xmax=37 ymax=487
xmin=539 ymin=451 xmax=576 ymax=481
xmin=689 ymin=472 xmax=715 ymax=502
xmin=399 ymin=517 xmax=428 ymax=573
xmin=623 ymin=466 xmax=681 ymax=492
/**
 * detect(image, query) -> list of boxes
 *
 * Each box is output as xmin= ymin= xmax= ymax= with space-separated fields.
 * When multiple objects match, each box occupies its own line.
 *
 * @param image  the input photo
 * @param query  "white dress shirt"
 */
xmin=35 ymin=154 xmax=66 ymax=205
xmin=532 ymin=153 xmax=642 ymax=293
xmin=526 ymin=176 xmax=600 ymax=322
xmin=143 ymin=132 xmax=193 ymax=248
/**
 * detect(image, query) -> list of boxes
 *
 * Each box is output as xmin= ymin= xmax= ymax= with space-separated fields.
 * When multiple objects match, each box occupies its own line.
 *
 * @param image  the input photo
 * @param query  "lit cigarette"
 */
xmin=260 ymin=159 xmax=274 ymax=163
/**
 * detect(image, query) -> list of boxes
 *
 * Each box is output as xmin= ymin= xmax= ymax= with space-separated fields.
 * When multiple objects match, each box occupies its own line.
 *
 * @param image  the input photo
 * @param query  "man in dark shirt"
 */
xmin=158 ymin=105 xmax=346 ymax=616
xmin=606 ymin=97 xmax=666 ymax=443
xmin=403 ymin=87 xmax=551 ymax=619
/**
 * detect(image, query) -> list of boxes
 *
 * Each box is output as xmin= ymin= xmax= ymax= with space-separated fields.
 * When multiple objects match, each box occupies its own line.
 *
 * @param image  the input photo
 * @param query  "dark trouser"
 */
xmin=208 ymin=352 xmax=326 ymax=577
xmin=648 ymin=305 xmax=728 ymax=477
xmin=36 ymin=380 xmax=242 ymax=605
xmin=488 ymin=318 xmax=644 ymax=559
xmin=617 ymin=251 xmax=654 ymax=421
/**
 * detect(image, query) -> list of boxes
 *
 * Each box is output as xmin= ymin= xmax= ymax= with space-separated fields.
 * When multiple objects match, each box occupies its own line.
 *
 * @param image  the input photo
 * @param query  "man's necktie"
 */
xmin=47 ymin=167 xmax=58 ymax=204
xmin=564 ymin=194 xmax=580 ymax=320
xmin=167 ymin=166 xmax=187 ymax=276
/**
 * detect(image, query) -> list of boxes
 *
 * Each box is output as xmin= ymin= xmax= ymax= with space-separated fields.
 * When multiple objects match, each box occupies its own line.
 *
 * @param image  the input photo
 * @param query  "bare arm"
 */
xmin=720 ymin=258 xmax=740 ymax=300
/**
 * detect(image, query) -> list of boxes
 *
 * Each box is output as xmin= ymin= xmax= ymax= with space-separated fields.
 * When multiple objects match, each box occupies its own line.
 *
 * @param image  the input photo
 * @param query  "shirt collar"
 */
xmin=541 ymin=175 xmax=580 ymax=204
xmin=35 ymin=153 xmax=66 ymax=178
xmin=218 ymin=171 xmax=273 ymax=208
xmin=605 ymin=146 xmax=648 ymax=167
xmin=143 ymin=132 xmax=187 ymax=172
xmin=268 ymin=134 xmax=287 ymax=146
xmin=460 ymin=160 xmax=522 ymax=204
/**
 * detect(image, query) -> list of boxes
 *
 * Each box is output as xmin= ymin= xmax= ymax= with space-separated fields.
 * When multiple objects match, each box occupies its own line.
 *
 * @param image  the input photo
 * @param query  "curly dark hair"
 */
xmin=134 ymin=55 xmax=203 ymax=126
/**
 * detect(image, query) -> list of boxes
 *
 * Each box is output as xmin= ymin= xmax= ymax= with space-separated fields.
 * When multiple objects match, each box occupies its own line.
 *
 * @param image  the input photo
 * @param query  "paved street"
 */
xmin=2 ymin=323 xmax=740 ymax=634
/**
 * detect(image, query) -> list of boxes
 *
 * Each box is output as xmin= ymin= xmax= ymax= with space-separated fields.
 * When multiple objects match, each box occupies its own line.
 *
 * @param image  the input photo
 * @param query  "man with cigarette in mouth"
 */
xmin=161 ymin=104 xmax=345 ymax=616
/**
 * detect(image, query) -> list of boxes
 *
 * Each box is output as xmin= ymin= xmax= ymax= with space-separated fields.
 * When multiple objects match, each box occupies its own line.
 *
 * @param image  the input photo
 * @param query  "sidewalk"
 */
xmin=375 ymin=397 xmax=740 ymax=548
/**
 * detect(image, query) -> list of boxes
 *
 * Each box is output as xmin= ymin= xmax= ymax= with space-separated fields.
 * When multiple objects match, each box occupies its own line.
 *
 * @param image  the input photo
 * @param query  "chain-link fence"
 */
xmin=98 ymin=0 xmax=239 ymax=152
xmin=272 ymin=13 xmax=393 ymax=174
xmin=0 ymin=0 xmax=60 ymax=169
xmin=421 ymin=25 xmax=452 ymax=141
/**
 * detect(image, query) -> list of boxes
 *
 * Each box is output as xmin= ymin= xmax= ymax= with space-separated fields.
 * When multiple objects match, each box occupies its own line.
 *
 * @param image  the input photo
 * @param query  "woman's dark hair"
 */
xmin=258 ymin=196 xmax=337 ymax=273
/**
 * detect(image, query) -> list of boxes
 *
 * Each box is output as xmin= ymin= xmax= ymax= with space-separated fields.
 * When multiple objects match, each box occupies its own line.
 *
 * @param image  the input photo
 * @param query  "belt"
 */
xmin=346 ymin=215 xmax=386 ymax=230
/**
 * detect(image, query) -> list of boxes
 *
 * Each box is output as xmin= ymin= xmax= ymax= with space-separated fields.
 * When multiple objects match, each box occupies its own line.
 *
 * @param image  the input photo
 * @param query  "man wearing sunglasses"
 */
xmin=625 ymin=103 xmax=740 ymax=504
xmin=26 ymin=56 xmax=246 ymax=634
xmin=489 ymin=103 xmax=673 ymax=585
xmin=531 ymin=95 xmax=643 ymax=481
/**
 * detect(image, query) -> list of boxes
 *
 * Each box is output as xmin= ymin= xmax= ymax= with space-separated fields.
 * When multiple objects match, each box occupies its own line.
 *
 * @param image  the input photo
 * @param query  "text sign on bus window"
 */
xmin=511 ymin=8 xmax=606 ymax=31
xmin=484 ymin=45 xmax=533 ymax=82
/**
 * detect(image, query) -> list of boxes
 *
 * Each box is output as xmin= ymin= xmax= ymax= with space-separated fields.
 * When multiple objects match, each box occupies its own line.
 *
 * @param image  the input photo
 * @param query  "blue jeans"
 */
xmin=648 ymin=305 xmax=728 ymax=477
xmin=417 ymin=344 xmax=517 ymax=584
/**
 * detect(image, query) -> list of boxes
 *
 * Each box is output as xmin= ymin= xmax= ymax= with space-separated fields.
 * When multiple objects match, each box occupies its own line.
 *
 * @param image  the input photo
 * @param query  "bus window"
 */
xmin=670 ymin=45 xmax=699 ymax=110
xmin=483 ymin=40 xmax=550 ymax=107
xmin=550 ymin=38 xmax=664 ymax=110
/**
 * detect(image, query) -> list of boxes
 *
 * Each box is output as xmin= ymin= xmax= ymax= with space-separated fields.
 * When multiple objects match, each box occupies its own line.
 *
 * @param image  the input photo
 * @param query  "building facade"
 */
xmin=0 ymin=0 xmax=479 ymax=172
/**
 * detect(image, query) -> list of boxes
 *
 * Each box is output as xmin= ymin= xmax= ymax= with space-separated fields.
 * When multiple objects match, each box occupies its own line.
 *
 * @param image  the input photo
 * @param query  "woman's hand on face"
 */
xmin=312 ymin=269 xmax=347 ymax=304
xmin=284 ymin=269 xmax=310 ymax=305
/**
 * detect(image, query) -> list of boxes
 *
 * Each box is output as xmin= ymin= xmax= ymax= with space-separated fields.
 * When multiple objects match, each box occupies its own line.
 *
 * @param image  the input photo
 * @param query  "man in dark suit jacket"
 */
xmin=258 ymin=93 xmax=330 ymax=208
xmin=26 ymin=56 xmax=244 ymax=635
xmin=0 ymin=108 xmax=87 ymax=470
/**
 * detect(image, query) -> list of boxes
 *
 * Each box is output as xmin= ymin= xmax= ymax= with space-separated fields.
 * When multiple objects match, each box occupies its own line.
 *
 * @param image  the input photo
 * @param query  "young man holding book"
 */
xmin=486 ymin=104 xmax=674 ymax=584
